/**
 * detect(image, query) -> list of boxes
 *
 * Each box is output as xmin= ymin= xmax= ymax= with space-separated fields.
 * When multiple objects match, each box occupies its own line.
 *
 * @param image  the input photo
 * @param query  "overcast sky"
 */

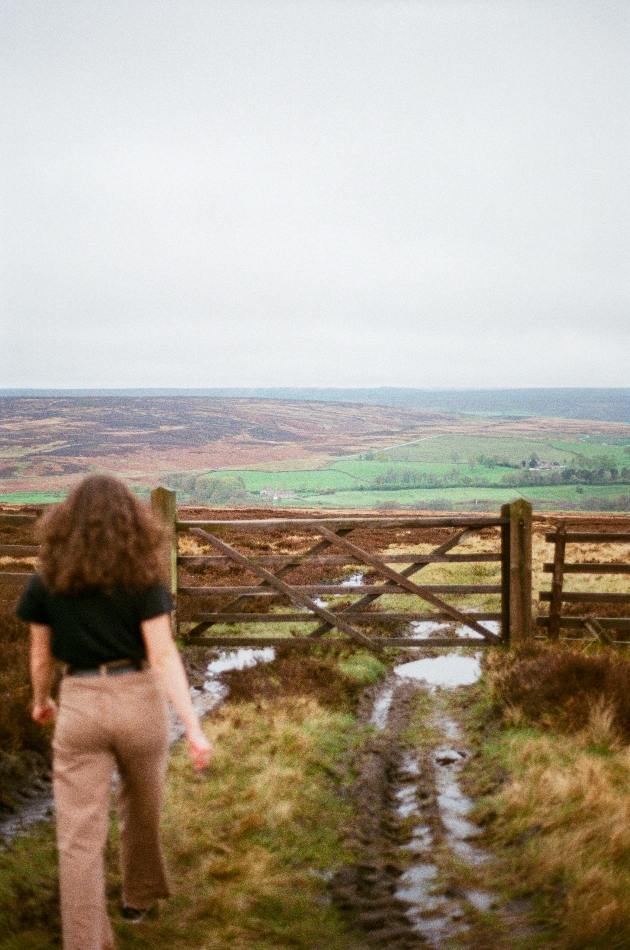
xmin=1 ymin=0 xmax=628 ymax=389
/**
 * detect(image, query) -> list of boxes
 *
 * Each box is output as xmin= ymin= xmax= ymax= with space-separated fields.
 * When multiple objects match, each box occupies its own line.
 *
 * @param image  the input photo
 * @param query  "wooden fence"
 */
xmin=0 ymin=509 xmax=41 ymax=585
xmin=537 ymin=522 xmax=630 ymax=645
xmin=0 ymin=494 xmax=533 ymax=652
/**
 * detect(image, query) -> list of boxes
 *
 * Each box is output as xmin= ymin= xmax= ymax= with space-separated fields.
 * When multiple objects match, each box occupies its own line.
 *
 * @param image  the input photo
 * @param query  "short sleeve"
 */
xmin=137 ymin=584 xmax=173 ymax=621
xmin=15 ymin=574 xmax=51 ymax=625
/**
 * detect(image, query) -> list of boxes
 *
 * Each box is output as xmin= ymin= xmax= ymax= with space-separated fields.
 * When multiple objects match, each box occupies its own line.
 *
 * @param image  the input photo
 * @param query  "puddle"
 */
xmin=172 ymin=647 xmax=275 ymax=743
xmin=465 ymin=889 xmax=496 ymax=912
xmin=313 ymin=573 xmax=365 ymax=608
xmin=0 ymin=787 xmax=54 ymax=846
xmin=370 ymin=686 xmax=394 ymax=730
xmin=409 ymin=620 xmax=500 ymax=643
xmin=410 ymin=620 xmax=454 ymax=639
xmin=402 ymin=825 xmax=433 ymax=852
xmin=339 ymin=572 xmax=365 ymax=587
xmin=396 ymin=863 xmax=438 ymax=905
xmin=204 ymin=647 xmax=276 ymax=677
xmin=434 ymin=712 xmax=461 ymax=742
xmin=434 ymin=755 xmax=486 ymax=865
xmin=399 ymin=752 xmax=421 ymax=776
xmin=394 ymin=652 xmax=482 ymax=690
xmin=457 ymin=619 xmax=499 ymax=641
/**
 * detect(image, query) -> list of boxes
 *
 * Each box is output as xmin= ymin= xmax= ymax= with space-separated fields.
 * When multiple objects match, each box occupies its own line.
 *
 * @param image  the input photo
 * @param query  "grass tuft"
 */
xmin=485 ymin=642 xmax=630 ymax=742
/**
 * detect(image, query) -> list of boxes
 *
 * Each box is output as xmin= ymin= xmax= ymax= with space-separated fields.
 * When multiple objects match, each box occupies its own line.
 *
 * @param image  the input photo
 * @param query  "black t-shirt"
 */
xmin=16 ymin=573 xmax=173 ymax=669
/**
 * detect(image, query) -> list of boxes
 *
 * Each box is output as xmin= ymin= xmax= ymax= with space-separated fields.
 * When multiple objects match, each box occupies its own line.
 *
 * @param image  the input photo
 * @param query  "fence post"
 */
xmin=500 ymin=508 xmax=511 ymax=645
xmin=501 ymin=499 xmax=532 ymax=645
xmin=151 ymin=487 xmax=178 ymax=631
xmin=548 ymin=522 xmax=566 ymax=642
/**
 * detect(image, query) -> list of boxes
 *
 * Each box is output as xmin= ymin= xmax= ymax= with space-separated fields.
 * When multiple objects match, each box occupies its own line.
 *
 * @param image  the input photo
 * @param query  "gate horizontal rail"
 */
xmin=179 ymin=584 xmax=502 ymax=596
xmin=177 ymin=553 xmax=501 ymax=566
xmin=177 ymin=516 xmax=505 ymax=531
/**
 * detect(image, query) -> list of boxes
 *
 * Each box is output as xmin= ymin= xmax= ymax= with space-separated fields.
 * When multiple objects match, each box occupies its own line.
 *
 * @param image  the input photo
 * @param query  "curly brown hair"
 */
xmin=37 ymin=475 xmax=168 ymax=594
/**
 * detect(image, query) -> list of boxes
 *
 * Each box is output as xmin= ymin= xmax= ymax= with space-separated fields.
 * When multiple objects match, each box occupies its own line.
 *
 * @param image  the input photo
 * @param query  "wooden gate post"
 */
xmin=151 ymin=488 xmax=178 ymax=629
xmin=548 ymin=522 xmax=566 ymax=642
xmin=501 ymin=499 xmax=532 ymax=645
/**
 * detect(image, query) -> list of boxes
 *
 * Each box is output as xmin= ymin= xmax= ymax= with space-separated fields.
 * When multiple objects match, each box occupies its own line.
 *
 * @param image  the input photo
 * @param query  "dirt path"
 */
xmin=333 ymin=670 xmax=538 ymax=948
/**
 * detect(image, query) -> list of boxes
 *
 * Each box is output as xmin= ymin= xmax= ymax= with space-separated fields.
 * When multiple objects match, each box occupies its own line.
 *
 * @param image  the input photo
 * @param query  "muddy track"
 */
xmin=334 ymin=673 xmax=537 ymax=949
xmin=332 ymin=678 xmax=429 ymax=948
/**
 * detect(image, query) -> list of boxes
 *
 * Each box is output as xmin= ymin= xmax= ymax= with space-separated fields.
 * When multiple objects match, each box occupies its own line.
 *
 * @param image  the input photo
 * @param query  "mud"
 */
xmin=333 ymin=664 xmax=536 ymax=948
xmin=332 ymin=679 xmax=427 ymax=948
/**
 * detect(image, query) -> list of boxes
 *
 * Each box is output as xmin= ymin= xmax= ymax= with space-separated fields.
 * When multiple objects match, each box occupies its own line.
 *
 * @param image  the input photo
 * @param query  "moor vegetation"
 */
xmin=464 ymin=642 xmax=630 ymax=949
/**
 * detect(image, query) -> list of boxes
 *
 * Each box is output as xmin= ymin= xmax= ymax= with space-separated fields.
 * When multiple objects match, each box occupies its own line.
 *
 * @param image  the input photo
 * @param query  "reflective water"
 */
xmin=370 ymin=687 xmax=394 ymax=730
xmin=394 ymin=652 xmax=482 ymax=689
xmin=409 ymin=620 xmax=453 ymax=639
xmin=409 ymin=620 xmax=501 ymax=642
xmin=339 ymin=572 xmax=366 ymax=587
xmin=205 ymin=647 xmax=276 ymax=677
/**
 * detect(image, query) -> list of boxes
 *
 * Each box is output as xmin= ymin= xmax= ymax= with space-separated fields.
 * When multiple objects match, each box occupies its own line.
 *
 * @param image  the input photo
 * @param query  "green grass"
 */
xmin=223 ymin=469 xmax=361 ymax=493
xmin=386 ymin=435 xmax=630 ymax=466
xmin=193 ymin=432 xmax=630 ymax=511
xmin=283 ymin=486 xmax=521 ymax=508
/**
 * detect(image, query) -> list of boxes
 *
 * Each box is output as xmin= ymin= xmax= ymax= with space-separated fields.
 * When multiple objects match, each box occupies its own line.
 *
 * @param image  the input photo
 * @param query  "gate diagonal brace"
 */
xmin=188 ymin=527 xmax=383 ymax=653
xmin=307 ymin=527 xmax=479 ymax=638
xmin=311 ymin=524 xmax=500 ymax=644
xmin=187 ymin=528 xmax=354 ymax=638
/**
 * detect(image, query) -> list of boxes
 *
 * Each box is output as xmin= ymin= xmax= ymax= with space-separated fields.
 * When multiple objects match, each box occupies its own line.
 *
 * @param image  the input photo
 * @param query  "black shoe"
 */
xmin=120 ymin=904 xmax=148 ymax=923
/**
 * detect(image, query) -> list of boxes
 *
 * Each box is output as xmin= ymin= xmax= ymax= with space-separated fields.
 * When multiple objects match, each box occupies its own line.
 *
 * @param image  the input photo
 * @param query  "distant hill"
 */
xmin=3 ymin=388 xmax=630 ymax=425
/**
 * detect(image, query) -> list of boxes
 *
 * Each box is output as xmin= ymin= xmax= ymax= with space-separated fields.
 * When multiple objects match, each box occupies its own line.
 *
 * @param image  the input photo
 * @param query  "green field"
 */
xmin=4 ymin=433 xmax=630 ymax=512
xmin=0 ymin=491 xmax=66 ymax=505
xmin=385 ymin=434 xmax=630 ymax=465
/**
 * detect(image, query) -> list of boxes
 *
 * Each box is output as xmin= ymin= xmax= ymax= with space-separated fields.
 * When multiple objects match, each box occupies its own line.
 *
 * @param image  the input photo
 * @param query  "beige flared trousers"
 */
xmin=53 ymin=669 xmax=171 ymax=950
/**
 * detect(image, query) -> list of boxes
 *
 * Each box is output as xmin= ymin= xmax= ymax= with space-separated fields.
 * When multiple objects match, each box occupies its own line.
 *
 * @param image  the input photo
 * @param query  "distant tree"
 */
xmin=192 ymin=474 xmax=248 ymax=505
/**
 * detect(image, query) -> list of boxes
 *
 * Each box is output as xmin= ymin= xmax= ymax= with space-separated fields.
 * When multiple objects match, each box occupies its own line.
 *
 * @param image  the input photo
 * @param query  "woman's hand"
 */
xmin=186 ymin=724 xmax=213 ymax=771
xmin=32 ymin=697 xmax=57 ymax=724
xmin=141 ymin=614 xmax=214 ymax=771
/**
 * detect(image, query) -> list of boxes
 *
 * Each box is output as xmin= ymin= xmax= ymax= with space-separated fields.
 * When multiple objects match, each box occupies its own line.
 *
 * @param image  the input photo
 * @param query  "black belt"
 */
xmin=65 ymin=659 xmax=145 ymax=678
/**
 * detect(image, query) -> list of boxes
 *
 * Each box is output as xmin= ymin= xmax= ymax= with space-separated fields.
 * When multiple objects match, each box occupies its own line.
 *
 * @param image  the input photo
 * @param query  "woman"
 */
xmin=16 ymin=474 xmax=212 ymax=950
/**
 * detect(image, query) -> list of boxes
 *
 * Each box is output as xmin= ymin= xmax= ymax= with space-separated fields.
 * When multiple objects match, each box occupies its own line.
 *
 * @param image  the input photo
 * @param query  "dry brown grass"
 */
xmin=480 ymin=725 xmax=630 ymax=949
xmin=485 ymin=641 xmax=630 ymax=740
xmin=473 ymin=640 xmax=630 ymax=948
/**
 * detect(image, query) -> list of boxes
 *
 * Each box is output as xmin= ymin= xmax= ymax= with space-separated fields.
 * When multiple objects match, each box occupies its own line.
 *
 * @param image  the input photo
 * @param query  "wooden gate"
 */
xmin=537 ymin=521 xmax=630 ymax=645
xmin=154 ymin=491 xmax=533 ymax=652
